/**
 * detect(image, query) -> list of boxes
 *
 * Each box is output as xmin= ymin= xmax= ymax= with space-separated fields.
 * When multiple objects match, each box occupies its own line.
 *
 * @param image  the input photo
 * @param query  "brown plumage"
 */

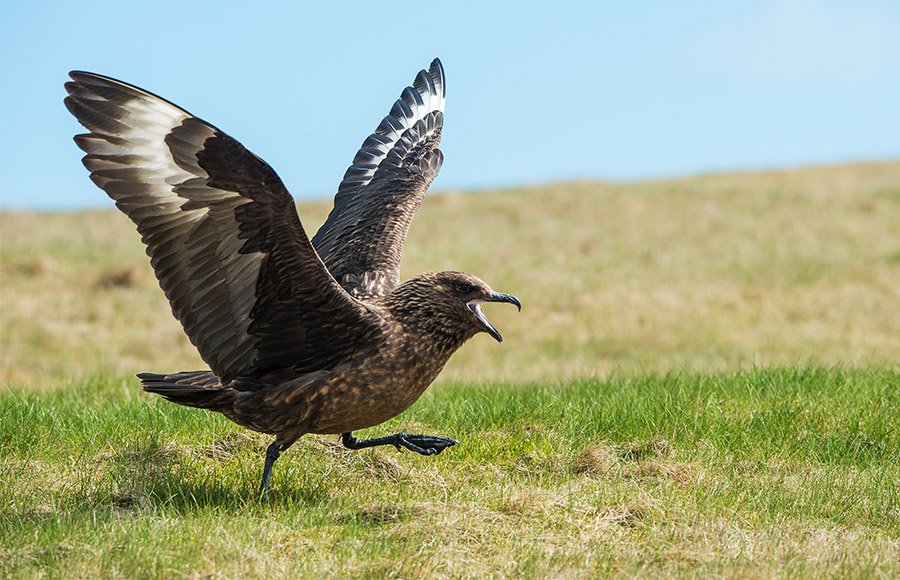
xmin=64 ymin=59 xmax=520 ymax=498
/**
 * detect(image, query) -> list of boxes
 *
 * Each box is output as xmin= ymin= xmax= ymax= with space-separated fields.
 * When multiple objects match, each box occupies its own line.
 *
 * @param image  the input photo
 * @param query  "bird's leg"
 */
xmin=257 ymin=440 xmax=281 ymax=501
xmin=342 ymin=432 xmax=457 ymax=455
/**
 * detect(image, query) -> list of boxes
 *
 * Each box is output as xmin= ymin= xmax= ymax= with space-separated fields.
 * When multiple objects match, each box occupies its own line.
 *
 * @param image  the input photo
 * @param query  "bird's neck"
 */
xmin=398 ymin=308 xmax=474 ymax=358
xmin=380 ymin=291 xmax=476 ymax=361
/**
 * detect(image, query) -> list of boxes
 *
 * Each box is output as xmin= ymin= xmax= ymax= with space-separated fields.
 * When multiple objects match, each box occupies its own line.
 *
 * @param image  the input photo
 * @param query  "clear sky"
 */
xmin=1 ymin=0 xmax=898 ymax=210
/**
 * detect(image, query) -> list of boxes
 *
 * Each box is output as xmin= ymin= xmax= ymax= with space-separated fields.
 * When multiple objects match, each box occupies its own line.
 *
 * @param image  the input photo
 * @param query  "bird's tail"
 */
xmin=138 ymin=371 xmax=234 ymax=411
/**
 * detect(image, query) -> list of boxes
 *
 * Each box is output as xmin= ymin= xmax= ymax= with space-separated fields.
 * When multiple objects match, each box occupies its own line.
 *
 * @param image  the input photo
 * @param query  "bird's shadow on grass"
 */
xmin=92 ymin=477 xmax=329 ymax=514
xmin=81 ymin=440 xmax=332 ymax=514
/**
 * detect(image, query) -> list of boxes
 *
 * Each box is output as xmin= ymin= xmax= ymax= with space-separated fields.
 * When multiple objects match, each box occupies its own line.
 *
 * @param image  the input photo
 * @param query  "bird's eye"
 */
xmin=455 ymin=283 xmax=472 ymax=294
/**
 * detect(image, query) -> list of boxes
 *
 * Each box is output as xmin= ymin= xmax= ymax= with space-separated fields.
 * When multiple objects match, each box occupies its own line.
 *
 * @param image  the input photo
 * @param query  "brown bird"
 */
xmin=64 ymin=58 xmax=520 ymax=498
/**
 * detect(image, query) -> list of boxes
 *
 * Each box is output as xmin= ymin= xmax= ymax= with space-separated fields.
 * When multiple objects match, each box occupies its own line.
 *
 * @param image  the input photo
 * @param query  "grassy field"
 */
xmin=2 ymin=161 xmax=900 ymax=578
xmin=2 ymin=368 xmax=898 ymax=578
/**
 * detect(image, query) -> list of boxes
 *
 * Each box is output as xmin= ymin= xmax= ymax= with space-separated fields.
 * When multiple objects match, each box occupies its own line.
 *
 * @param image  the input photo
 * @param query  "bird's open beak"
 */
xmin=467 ymin=292 xmax=522 ymax=343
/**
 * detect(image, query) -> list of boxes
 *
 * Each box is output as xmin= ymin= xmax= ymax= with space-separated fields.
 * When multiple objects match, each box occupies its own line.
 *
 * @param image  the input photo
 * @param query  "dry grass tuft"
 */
xmin=93 ymin=265 xmax=146 ymax=289
xmin=629 ymin=460 xmax=698 ymax=486
xmin=618 ymin=436 xmax=673 ymax=462
xmin=113 ymin=488 xmax=151 ymax=510
xmin=200 ymin=431 xmax=268 ymax=461
xmin=574 ymin=438 xmax=698 ymax=486
xmin=94 ymin=441 xmax=193 ymax=484
xmin=607 ymin=499 xmax=658 ymax=528
xmin=340 ymin=503 xmax=420 ymax=525
xmin=3 ymin=256 xmax=56 ymax=277
xmin=356 ymin=452 xmax=410 ymax=482
xmin=573 ymin=444 xmax=618 ymax=475
xmin=575 ymin=437 xmax=674 ymax=474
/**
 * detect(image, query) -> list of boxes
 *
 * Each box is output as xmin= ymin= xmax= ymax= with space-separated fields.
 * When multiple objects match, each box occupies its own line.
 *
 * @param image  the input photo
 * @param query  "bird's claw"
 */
xmin=394 ymin=433 xmax=457 ymax=455
xmin=342 ymin=431 xmax=457 ymax=455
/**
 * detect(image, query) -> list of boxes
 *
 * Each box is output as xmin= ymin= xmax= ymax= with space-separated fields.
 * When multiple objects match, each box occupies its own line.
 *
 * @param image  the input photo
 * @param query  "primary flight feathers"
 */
xmin=314 ymin=60 xmax=445 ymax=298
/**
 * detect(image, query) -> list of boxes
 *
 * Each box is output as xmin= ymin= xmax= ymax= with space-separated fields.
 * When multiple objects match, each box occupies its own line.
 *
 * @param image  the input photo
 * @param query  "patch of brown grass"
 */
xmin=338 ymin=503 xmax=421 ymax=525
xmin=617 ymin=436 xmax=673 ymax=462
xmin=575 ymin=438 xmax=698 ymax=487
xmin=200 ymin=431 xmax=268 ymax=461
xmin=93 ymin=265 xmax=147 ymax=289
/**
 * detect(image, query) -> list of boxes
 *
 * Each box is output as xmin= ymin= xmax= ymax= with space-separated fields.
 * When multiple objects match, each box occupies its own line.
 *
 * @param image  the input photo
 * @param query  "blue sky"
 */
xmin=1 ymin=0 xmax=898 ymax=210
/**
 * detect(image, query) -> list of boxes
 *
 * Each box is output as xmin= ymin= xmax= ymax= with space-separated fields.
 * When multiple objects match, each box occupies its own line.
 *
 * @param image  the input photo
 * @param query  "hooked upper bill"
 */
xmin=467 ymin=292 xmax=521 ymax=343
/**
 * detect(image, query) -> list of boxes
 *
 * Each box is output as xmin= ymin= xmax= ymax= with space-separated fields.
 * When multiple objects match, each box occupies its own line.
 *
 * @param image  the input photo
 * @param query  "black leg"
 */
xmin=342 ymin=432 xmax=457 ymax=455
xmin=257 ymin=440 xmax=281 ymax=501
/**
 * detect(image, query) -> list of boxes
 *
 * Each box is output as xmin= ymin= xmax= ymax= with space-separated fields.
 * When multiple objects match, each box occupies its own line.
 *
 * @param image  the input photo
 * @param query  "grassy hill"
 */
xmin=1 ymin=162 xmax=899 ymax=578
xmin=2 ymin=161 xmax=899 ymax=388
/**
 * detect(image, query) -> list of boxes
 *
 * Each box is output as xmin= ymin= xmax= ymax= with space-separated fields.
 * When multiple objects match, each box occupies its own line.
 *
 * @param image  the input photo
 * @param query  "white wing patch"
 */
xmin=336 ymin=59 xmax=445 ymax=198
xmin=67 ymin=72 xmax=266 ymax=380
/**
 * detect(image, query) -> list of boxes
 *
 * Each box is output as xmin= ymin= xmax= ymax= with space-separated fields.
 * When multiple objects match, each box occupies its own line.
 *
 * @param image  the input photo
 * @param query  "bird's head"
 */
xmin=387 ymin=271 xmax=521 ymax=344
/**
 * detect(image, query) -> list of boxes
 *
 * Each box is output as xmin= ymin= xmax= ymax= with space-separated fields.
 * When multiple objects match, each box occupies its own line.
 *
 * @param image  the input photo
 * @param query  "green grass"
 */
xmin=2 ymin=367 xmax=898 ymax=578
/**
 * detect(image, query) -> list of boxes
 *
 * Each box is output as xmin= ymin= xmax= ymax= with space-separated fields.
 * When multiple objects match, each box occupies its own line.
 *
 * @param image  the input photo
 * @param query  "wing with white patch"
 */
xmin=65 ymin=72 xmax=380 ymax=385
xmin=311 ymin=58 xmax=445 ymax=299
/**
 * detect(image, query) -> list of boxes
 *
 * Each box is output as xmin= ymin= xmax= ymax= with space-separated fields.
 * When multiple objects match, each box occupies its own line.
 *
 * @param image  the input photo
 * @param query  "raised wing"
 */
xmin=65 ymin=72 xmax=381 ymax=385
xmin=311 ymin=58 xmax=445 ymax=299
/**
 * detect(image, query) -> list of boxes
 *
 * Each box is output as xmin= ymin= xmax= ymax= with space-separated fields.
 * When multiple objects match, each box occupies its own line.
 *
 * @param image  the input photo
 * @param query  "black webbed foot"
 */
xmin=389 ymin=433 xmax=458 ymax=455
xmin=342 ymin=432 xmax=457 ymax=456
